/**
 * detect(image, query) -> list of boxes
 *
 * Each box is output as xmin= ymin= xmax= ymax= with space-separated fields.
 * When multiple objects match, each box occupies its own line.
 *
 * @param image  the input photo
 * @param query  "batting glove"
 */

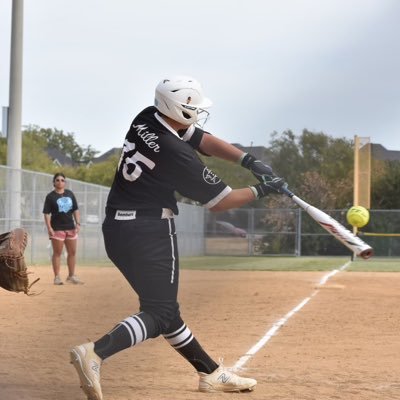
xmin=250 ymin=176 xmax=287 ymax=199
xmin=241 ymin=153 xmax=275 ymax=184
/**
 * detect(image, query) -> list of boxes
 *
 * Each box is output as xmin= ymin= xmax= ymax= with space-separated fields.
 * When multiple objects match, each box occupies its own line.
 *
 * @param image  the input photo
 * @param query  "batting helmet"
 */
xmin=154 ymin=76 xmax=212 ymax=126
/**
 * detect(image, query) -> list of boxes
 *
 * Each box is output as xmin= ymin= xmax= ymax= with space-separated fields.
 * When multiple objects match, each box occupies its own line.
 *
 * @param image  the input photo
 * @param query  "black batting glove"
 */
xmin=250 ymin=176 xmax=287 ymax=199
xmin=241 ymin=153 xmax=274 ymax=184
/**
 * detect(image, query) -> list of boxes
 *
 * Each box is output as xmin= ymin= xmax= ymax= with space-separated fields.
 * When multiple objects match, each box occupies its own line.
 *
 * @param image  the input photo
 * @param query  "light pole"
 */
xmin=7 ymin=0 xmax=23 ymax=229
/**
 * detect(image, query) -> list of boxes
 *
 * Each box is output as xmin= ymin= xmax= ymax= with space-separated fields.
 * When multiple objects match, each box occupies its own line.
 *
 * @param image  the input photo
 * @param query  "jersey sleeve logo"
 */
xmin=202 ymin=167 xmax=221 ymax=185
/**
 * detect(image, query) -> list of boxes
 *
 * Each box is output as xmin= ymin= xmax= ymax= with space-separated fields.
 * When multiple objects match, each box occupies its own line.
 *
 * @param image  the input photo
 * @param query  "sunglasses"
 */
xmin=55 ymin=178 xmax=65 ymax=182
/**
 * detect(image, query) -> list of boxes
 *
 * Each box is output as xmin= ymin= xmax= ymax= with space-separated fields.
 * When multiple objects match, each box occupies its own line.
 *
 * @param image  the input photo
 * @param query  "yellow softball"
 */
xmin=346 ymin=206 xmax=370 ymax=228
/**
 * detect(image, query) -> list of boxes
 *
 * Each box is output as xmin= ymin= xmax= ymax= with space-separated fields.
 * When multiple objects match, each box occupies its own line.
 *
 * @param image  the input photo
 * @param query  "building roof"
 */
xmin=46 ymin=147 xmax=74 ymax=166
xmin=371 ymin=144 xmax=400 ymax=161
xmin=93 ymin=147 xmax=121 ymax=164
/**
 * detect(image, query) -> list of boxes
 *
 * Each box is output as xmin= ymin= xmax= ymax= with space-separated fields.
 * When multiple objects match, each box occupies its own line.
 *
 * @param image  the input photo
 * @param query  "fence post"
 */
xmin=82 ymin=185 xmax=87 ymax=262
xmin=31 ymin=172 xmax=37 ymax=263
xmin=296 ymin=208 xmax=302 ymax=256
xmin=248 ymin=208 xmax=255 ymax=255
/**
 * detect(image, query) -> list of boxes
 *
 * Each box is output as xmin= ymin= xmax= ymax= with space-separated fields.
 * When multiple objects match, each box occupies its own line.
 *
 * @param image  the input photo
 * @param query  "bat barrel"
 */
xmin=359 ymin=247 xmax=373 ymax=259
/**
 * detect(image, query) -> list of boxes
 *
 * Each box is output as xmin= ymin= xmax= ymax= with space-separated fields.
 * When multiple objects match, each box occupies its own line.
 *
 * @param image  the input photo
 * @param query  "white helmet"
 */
xmin=154 ymin=76 xmax=212 ymax=126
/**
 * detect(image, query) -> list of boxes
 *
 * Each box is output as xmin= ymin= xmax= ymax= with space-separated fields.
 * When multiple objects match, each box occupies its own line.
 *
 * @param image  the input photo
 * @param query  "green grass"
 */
xmin=180 ymin=256 xmax=350 ymax=271
xmin=348 ymin=258 xmax=400 ymax=272
xmin=181 ymin=256 xmax=400 ymax=272
xmin=36 ymin=256 xmax=399 ymax=272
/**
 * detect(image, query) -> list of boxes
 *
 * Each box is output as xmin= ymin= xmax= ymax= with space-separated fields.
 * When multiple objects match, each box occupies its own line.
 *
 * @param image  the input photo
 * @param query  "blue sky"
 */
xmin=1 ymin=0 xmax=400 ymax=155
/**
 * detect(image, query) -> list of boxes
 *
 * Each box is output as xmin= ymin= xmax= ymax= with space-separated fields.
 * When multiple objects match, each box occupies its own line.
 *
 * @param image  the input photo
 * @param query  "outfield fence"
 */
xmin=204 ymin=207 xmax=400 ymax=257
xmin=1 ymin=166 xmax=399 ymax=263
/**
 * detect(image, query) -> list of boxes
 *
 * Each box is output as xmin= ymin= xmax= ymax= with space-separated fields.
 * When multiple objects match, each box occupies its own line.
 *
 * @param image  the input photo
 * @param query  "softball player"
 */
xmin=70 ymin=76 xmax=286 ymax=399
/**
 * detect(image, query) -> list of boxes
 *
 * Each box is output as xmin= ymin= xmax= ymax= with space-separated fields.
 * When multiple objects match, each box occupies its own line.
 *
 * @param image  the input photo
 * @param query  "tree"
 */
xmin=265 ymin=129 xmax=353 ymax=208
xmin=0 ymin=138 xmax=7 ymax=164
xmin=371 ymin=160 xmax=400 ymax=209
xmin=22 ymin=133 xmax=58 ymax=172
xmin=0 ymin=131 xmax=57 ymax=172
xmin=69 ymin=154 xmax=119 ymax=186
xmin=23 ymin=125 xmax=99 ymax=163
xmin=264 ymin=130 xmax=303 ymax=188
xmin=251 ymin=130 xmax=355 ymax=255
xmin=1 ymin=125 xmax=104 ymax=175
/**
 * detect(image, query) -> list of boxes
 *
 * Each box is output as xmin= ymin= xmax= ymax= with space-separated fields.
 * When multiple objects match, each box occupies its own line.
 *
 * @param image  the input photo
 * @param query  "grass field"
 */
xmin=180 ymin=256 xmax=400 ymax=272
xmin=74 ymin=255 xmax=400 ymax=272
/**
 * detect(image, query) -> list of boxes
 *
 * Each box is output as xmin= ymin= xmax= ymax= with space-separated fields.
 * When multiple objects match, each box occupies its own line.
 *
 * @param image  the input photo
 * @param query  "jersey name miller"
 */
xmin=132 ymin=123 xmax=160 ymax=152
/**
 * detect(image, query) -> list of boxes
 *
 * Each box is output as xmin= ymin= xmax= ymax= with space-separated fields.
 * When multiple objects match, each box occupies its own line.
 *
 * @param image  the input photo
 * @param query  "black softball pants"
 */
xmin=102 ymin=213 xmax=181 ymax=337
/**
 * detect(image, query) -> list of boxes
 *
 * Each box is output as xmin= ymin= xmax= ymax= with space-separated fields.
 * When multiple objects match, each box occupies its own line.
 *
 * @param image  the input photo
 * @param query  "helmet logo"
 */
xmin=182 ymin=103 xmax=197 ymax=111
xmin=186 ymin=96 xmax=192 ymax=104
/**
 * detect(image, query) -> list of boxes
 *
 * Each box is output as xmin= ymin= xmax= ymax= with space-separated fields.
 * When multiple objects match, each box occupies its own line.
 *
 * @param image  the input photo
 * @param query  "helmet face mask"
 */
xmin=154 ymin=76 xmax=212 ymax=127
xmin=193 ymin=108 xmax=210 ymax=128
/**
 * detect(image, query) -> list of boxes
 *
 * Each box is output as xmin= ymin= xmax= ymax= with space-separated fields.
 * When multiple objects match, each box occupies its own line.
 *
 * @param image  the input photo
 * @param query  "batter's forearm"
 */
xmin=209 ymin=188 xmax=256 ymax=212
xmin=199 ymin=134 xmax=244 ymax=163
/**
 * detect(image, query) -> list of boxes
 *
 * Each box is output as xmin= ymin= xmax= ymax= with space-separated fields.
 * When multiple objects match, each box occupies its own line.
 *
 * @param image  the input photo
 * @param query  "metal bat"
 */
xmin=281 ymin=186 xmax=373 ymax=259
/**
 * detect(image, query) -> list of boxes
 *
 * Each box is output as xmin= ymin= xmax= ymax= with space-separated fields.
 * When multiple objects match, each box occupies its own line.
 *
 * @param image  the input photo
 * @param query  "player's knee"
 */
xmin=140 ymin=301 xmax=179 ymax=335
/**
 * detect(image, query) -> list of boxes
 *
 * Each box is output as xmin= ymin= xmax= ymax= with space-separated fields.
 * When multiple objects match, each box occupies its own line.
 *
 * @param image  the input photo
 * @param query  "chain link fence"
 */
xmin=0 ymin=166 xmax=205 ymax=264
xmin=0 ymin=167 xmax=110 ymax=264
xmin=1 ymin=166 xmax=399 ymax=263
xmin=204 ymin=207 xmax=400 ymax=257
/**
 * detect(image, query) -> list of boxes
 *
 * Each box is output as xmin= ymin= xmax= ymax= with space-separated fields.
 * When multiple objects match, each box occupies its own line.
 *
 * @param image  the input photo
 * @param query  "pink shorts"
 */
xmin=51 ymin=229 xmax=78 ymax=241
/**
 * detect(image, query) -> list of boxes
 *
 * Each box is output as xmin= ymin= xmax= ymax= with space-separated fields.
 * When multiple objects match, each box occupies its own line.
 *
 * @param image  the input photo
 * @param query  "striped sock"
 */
xmin=119 ymin=314 xmax=147 ymax=346
xmin=94 ymin=312 xmax=155 ymax=360
xmin=164 ymin=324 xmax=218 ymax=373
xmin=163 ymin=323 xmax=193 ymax=349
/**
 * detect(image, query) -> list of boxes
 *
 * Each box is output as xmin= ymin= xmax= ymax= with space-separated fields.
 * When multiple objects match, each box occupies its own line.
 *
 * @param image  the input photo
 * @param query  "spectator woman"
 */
xmin=43 ymin=173 xmax=83 ymax=285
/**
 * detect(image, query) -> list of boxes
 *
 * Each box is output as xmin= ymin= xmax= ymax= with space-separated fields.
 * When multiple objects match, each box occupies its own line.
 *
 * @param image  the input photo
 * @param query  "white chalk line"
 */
xmin=233 ymin=260 xmax=352 ymax=371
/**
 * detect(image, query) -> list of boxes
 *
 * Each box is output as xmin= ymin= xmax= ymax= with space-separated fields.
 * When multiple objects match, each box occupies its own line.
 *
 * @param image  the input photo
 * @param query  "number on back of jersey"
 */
xmin=118 ymin=139 xmax=156 ymax=182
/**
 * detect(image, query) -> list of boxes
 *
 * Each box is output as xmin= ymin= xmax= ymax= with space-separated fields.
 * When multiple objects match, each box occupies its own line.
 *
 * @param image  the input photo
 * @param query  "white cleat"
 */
xmin=198 ymin=364 xmax=257 ymax=393
xmin=70 ymin=342 xmax=103 ymax=400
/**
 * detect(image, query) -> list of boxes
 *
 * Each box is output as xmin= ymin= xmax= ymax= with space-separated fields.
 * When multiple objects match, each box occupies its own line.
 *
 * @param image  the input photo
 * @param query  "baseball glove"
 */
xmin=0 ymin=228 xmax=39 ymax=295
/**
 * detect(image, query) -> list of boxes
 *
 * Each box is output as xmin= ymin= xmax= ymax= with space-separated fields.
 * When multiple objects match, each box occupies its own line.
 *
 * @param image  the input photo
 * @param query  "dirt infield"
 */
xmin=1 ymin=265 xmax=399 ymax=400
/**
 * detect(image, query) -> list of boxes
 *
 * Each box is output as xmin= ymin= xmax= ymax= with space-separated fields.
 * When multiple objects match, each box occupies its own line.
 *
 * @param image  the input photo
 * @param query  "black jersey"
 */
xmin=42 ymin=189 xmax=78 ymax=230
xmin=106 ymin=106 xmax=231 ymax=215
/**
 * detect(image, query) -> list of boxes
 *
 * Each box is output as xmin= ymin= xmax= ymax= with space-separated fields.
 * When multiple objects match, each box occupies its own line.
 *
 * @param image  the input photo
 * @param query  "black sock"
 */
xmin=163 ymin=323 xmax=218 ymax=374
xmin=94 ymin=312 xmax=156 ymax=360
